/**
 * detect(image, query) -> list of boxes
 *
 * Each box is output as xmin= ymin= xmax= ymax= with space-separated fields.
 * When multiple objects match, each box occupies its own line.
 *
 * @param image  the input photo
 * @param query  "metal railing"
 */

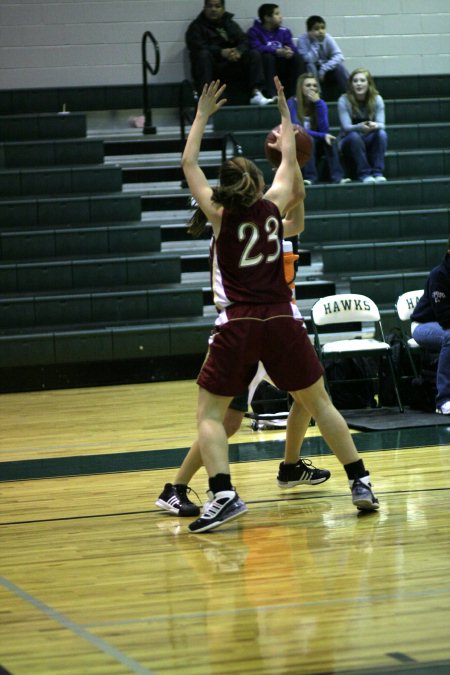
xmin=141 ymin=31 xmax=160 ymax=135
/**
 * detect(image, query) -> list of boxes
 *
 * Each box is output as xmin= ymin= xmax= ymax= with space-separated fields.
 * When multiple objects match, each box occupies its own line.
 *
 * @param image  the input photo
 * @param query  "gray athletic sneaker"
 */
xmin=188 ymin=490 xmax=248 ymax=533
xmin=350 ymin=475 xmax=379 ymax=511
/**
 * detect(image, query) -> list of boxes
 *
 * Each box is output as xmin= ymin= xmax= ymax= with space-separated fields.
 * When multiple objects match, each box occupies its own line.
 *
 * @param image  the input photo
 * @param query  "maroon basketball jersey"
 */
xmin=211 ymin=198 xmax=292 ymax=310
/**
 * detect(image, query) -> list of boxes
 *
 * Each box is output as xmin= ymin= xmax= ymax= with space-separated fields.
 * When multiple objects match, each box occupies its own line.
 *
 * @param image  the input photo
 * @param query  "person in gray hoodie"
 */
xmin=247 ymin=4 xmax=305 ymax=98
xmin=297 ymin=15 xmax=348 ymax=94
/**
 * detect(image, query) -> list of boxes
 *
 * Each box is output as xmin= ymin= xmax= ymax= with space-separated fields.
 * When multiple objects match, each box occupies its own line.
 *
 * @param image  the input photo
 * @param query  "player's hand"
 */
xmin=274 ymin=76 xmax=289 ymax=117
xmin=325 ymin=133 xmax=336 ymax=146
xmin=197 ymin=81 xmax=227 ymax=117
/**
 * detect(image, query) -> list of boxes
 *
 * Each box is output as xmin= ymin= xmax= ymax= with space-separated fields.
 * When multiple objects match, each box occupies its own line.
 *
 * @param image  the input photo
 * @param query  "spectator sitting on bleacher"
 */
xmin=186 ymin=0 xmax=273 ymax=105
xmin=411 ymin=238 xmax=450 ymax=415
xmin=337 ymin=68 xmax=388 ymax=183
xmin=297 ymin=15 xmax=348 ymax=95
xmin=288 ymin=73 xmax=350 ymax=185
xmin=247 ymin=3 xmax=305 ymax=99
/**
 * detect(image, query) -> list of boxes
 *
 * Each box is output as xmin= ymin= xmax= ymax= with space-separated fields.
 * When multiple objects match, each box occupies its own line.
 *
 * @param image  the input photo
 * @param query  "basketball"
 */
xmin=264 ymin=124 xmax=313 ymax=168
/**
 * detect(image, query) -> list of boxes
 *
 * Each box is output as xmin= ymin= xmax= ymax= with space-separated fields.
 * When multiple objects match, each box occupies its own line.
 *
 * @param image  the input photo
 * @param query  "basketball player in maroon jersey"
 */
xmin=182 ymin=77 xmax=379 ymax=532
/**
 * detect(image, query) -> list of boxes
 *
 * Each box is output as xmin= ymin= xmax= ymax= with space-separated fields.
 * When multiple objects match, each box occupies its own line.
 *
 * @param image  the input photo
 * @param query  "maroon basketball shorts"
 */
xmin=197 ymin=302 xmax=323 ymax=396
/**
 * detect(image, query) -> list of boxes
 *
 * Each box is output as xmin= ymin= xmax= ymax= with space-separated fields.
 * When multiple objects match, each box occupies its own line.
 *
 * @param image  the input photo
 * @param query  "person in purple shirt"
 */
xmin=288 ymin=73 xmax=350 ymax=185
xmin=247 ymin=4 xmax=305 ymax=98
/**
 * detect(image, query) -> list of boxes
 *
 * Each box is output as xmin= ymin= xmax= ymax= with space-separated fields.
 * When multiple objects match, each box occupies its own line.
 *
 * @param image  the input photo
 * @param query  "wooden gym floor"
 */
xmin=1 ymin=380 xmax=450 ymax=675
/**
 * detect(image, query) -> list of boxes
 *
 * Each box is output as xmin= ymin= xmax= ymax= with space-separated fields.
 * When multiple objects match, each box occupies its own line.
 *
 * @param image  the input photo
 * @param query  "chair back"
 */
xmin=396 ymin=289 xmax=424 ymax=321
xmin=311 ymin=293 xmax=380 ymax=327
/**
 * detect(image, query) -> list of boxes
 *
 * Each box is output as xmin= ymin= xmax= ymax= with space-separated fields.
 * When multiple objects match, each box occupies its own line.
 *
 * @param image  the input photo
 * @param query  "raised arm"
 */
xmin=264 ymin=76 xmax=301 ymax=215
xmin=181 ymin=81 xmax=227 ymax=232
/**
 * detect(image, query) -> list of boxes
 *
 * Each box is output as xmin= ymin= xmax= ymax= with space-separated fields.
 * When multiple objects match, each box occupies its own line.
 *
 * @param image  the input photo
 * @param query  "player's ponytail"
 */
xmin=213 ymin=157 xmax=261 ymax=210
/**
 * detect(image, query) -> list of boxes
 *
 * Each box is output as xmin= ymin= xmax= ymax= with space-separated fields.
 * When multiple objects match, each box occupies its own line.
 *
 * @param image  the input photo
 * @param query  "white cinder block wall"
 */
xmin=0 ymin=0 xmax=449 ymax=89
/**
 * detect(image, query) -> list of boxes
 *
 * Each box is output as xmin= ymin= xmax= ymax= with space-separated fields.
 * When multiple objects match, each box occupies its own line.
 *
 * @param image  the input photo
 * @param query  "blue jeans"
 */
xmin=412 ymin=322 xmax=450 ymax=406
xmin=302 ymin=136 xmax=344 ymax=183
xmin=340 ymin=129 xmax=387 ymax=180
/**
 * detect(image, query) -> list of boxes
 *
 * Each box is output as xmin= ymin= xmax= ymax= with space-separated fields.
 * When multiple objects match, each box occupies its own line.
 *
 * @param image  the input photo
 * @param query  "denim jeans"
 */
xmin=302 ymin=136 xmax=344 ymax=183
xmin=340 ymin=129 xmax=387 ymax=180
xmin=412 ymin=321 xmax=450 ymax=406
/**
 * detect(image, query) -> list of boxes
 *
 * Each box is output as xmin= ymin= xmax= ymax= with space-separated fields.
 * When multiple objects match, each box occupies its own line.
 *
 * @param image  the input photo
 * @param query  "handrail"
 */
xmin=141 ymin=31 xmax=160 ymax=135
xmin=222 ymin=133 xmax=243 ymax=162
xmin=179 ymin=79 xmax=197 ymax=142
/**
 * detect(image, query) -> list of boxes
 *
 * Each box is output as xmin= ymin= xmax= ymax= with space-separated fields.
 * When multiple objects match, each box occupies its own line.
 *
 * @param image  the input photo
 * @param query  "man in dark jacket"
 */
xmin=411 ymin=239 xmax=450 ymax=414
xmin=186 ymin=0 xmax=273 ymax=105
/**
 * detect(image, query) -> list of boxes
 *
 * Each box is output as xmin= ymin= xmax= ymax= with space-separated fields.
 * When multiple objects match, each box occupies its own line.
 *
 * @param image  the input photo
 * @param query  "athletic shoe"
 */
xmin=373 ymin=175 xmax=387 ymax=182
xmin=277 ymin=458 xmax=331 ymax=488
xmin=250 ymin=90 xmax=274 ymax=106
xmin=350 ymin=475 xmax=380 ymax=511
xmin=303 ymin=179 xmax=313 ymax=186
xmin=188 ymin=490 xmax=248 ymax=533
xmin=339 ymin=177 xmax=352 ymax=184
xmin=361 ymin=176 xmax=376 ymax=183
xmin=155 ymin=483 xmax=200 ymax=517
xmin=436 ymin=400 xmax=450 ymax=415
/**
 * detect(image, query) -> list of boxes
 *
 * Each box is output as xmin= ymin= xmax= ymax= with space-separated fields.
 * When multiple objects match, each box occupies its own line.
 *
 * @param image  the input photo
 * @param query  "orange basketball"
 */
xmin=264 ymin=124 xmax=313 ymax=168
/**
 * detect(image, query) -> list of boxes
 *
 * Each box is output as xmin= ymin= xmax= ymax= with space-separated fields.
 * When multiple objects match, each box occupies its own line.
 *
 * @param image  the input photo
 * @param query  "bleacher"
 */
xmin=0 ymin=75 xmax=448 ymax=391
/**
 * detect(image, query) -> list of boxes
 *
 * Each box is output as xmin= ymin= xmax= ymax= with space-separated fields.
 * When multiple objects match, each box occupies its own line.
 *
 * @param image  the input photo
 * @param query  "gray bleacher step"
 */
xmin=139 ymin=176 xmax=450 ymax=213
xmin=0 ymin=284 xmax=204 ymax=330
xmin=0 ymin=165 xmax=122 ymax=197
xmin=0 ymin=252 xmax=182 ymax=293
xmin=0 ymin=138 xmax=104 ymax=169
xmin=321 ymin=238 xmax=446 ymax=275
xmin=0 ymin=192 xmax=141 ymax=227
xmin=0 ymin=113 xmax=87 ymax=142
xmin=0 ymin=222 xmax=161 ymax=260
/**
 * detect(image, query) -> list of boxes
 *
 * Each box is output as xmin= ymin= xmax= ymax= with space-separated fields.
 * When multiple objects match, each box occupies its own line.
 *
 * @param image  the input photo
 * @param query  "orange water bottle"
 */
xmin=283 ymin=239 xmax=299 ymax=303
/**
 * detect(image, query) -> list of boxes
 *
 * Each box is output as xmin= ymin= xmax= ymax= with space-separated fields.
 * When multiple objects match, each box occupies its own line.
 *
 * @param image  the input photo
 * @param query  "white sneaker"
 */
xmin=361 ymin=176 xmax=376 ymax=183
xmin=436 ymin=401 xmax=450 ymax=415
xmin=373 ymin=175 xmax=387 ymax=182
xmin=303 ymin=179 xmax=313 ymax=186
xmin=339 ymin=178 xmax=352 ymax=184
xmin=250 ymin=90 xmax=274 ymax=106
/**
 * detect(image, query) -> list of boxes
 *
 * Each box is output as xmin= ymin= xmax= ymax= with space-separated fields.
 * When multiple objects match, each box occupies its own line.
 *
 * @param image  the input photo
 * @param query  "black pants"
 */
xmin=190 ymin=48 xmax=265 ymax=96
xmin=261 ymin=52 xmax=305 ymax=98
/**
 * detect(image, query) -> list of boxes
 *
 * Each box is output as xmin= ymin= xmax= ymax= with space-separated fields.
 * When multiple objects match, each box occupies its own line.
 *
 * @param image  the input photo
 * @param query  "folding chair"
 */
xmin=395 ymin=289 xmax=424 ymax=376
xmin=311 ymin=293 xmax=404 ymax=412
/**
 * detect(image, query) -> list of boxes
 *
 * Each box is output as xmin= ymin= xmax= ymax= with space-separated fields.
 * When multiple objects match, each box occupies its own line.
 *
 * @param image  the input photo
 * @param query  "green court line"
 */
xmin=1 ymin=426 xmax=449 ymax=482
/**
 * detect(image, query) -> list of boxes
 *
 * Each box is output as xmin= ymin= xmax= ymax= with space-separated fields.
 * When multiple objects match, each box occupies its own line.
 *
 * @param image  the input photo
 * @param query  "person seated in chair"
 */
xmin=186 ymin=0 xmax=273 ymax=105
xmin=411 ymin=237 xmax=450 ymax=415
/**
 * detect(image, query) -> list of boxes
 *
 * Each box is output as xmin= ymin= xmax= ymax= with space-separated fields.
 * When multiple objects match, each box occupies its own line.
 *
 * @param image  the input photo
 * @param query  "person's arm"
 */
xmin=430 ymin=267 xmax=450 ymax=328
xmin=337 ymin=94 xmax=365 ymax=133
xmin=282 ymin=170 xmax=305 ymax=238
xmin=287 ymin=96 xmax=301 ymax=125
xmin=247 ymin=24 xmax=275 ymax=53
xmin=181 ymin=81 xmax=227 ymax=235
xmin=372 ymin=95 xmax=386 ymax=129
xmin=297 ymin=32 xmax=318 ymax=64
xmin=318 ymin=34 xmax=344 ymax=74
xmin=314 ymin=98 xmax=330 ymax=136
xmin=226 ymin=17 xmax=249 ymax=54
xmin=264 ymin=77 xmax=301 ymax=215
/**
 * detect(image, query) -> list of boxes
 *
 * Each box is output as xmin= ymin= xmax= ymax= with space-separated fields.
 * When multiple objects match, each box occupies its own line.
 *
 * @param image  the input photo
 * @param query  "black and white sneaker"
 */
xmin=155 ymin=483 xmax=200 ymax=517
xmin=277 ymin=458 xmax=331 ymax=488
xmin=350 ymin=475 xmax=379 ymax=511
xmin=188 ymin=490 xmax=248 ymax=533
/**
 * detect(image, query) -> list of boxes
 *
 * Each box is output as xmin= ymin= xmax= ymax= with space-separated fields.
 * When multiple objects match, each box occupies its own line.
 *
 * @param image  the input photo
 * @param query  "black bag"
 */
xmin=409 ymin=355 xmax=438 ymax=412
xmin=378 ymin=328 xmax=412 ymax=407
xmin=325 ymin=355 xmax=377 ymax=410
xmin=378 ymin=328 xmax=438 ymax=411
xmin=251 ymin=380 xmax=289 ymax=414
